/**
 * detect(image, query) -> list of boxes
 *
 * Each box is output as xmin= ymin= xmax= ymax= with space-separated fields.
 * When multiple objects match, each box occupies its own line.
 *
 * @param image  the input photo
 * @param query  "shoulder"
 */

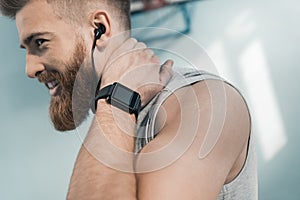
xmin=135 ymin=79 xmax=251 ymax=199
xmin=137 ymin=79 xmax=250 ymax=155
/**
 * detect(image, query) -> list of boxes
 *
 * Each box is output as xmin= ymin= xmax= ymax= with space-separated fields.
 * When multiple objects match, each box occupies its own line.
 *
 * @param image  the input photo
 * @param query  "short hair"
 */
xmin=0 ymin=0 xmax=131 ymax=30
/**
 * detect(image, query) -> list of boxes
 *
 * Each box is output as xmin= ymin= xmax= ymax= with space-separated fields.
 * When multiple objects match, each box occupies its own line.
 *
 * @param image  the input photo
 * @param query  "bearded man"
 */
xmin=0 ymin=0 xmax=257 ymax=199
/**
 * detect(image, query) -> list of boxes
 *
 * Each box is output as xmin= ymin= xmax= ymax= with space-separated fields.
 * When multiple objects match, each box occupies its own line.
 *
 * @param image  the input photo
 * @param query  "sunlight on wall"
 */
xmin=208 ymin=10 xmax=288 ymax=162
xmin=239 ymin=40 xmax=287 ymax=161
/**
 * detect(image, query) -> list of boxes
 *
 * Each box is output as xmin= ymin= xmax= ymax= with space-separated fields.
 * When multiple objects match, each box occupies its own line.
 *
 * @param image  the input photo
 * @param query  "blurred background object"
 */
xmin=131 ymin=0 xmax=202 ymax=13
xmin=1 ymin=0 xmax=299 ymax=199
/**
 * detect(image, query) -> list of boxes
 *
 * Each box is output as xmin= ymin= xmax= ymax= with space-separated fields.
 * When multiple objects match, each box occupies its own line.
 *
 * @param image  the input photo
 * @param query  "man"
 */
xmin=0 ymin=0 xmax=257 ymax=199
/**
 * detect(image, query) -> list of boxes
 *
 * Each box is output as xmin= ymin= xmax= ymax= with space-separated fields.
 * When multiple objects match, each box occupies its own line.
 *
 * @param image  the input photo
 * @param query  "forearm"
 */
xmin=67 ymin=38 xmax=173 ymax=199
xmin=67 ymin=100 xmax=137 ymax=200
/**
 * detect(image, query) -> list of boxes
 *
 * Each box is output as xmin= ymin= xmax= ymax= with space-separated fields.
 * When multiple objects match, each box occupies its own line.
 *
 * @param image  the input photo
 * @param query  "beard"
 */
xmin=38 ymin=39 xmax=97 ymax=131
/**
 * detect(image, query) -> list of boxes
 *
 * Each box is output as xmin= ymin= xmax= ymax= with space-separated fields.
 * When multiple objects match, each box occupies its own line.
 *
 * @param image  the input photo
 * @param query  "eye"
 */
xmin=35 ymin=39 xmax=47 ymax=47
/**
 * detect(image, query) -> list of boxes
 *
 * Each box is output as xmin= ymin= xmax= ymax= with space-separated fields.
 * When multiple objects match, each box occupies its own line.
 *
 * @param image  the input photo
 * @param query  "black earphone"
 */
xmin=91 ymin=23 xmax=106 ymax=101
xmin=94 ymin=24 xmax=106 ymax=40
xmin=92 ymin=23 xmax=106 ymax=49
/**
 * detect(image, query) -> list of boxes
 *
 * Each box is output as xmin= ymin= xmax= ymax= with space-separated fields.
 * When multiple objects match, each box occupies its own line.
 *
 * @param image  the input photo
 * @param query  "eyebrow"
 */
xmin=20 ymin=32 xmax=53 ymax=49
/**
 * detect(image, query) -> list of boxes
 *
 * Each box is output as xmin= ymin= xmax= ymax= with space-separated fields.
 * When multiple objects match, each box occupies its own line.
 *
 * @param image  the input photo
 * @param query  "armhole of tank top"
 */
xmin=221 ymin=80 xmax=253 ymax=187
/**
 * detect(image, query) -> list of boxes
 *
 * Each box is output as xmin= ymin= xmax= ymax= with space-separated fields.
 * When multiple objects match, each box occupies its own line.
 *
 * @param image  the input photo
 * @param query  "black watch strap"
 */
xmin=91 ymin=84 xmax=114 ymax=114
xmin=95 ymin=84 xmax=114 ymax=101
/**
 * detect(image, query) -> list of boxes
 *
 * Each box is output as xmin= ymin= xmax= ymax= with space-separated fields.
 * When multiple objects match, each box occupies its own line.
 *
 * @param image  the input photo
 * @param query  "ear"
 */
xmin=89 ymin=10 xmax=111 ymax=47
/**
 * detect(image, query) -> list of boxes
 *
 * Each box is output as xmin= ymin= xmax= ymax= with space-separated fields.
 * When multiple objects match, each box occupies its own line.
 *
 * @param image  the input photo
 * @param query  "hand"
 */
xmin=98 ymin=38 xmax=173 ymax=107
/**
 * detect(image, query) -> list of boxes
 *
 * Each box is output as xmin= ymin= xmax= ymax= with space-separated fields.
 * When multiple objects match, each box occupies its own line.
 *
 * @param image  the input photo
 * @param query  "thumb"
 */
xmin=159 ymin=59 xmax=174 ymax=85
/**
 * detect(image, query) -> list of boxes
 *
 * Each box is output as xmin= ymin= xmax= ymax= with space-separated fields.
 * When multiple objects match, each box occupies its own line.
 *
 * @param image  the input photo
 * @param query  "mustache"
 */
xmin=37 ymin=70 xmax=62 ymax=83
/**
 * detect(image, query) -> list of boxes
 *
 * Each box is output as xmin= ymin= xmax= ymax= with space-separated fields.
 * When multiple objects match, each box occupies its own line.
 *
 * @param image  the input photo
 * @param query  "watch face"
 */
xmin=112 ymin=83 xmax=134 ymax=106
xmin=92 ymin=83 xmax=140 ymax=115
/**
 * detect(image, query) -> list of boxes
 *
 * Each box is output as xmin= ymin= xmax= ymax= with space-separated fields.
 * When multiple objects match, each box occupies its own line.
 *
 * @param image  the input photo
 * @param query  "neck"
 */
xmin=91 ymin=29 xmax=130 ymax=84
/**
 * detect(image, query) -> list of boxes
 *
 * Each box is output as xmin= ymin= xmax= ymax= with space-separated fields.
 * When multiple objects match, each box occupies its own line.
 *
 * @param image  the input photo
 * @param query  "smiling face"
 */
xmin=16 ymin=0 xmax=80 ymax=79
xmin=16 ymin=0 xmax=92 ymax=131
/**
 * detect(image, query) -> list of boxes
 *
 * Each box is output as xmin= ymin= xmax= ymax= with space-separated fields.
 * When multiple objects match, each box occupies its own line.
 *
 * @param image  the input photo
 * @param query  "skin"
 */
xmin=15 ymin=0 xmax=251 ymax=199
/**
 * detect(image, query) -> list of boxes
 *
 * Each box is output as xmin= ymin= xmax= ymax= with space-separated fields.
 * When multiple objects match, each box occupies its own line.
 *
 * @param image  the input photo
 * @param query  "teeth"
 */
xmin=46 ymin=80 xmax=59 ymax=89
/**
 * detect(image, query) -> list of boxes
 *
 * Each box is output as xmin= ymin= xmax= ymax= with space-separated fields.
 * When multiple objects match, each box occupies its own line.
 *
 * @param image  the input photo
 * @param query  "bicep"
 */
xmin=135 ymin=80 xmax=250 ymax=200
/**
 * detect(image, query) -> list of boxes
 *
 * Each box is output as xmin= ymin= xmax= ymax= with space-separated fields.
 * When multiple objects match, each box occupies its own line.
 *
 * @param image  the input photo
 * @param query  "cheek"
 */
xmin=45 ymin=40 xmax=77 ymax=71
xmin=57 ymin=34 xmax=79 ymax=59
xmin=44 ymin=53 xmax=68 ymax=74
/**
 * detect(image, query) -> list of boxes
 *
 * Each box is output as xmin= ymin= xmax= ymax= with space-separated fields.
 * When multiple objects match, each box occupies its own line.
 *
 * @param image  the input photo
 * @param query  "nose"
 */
xmin=25 ymin=54 xmax=45 ymax=78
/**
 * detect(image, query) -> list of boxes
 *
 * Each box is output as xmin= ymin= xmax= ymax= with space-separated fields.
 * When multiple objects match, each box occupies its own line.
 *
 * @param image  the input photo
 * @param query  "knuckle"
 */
xmin=151 ymin=56 xmax=160 ymax=64
xmin=129 ymin=38 xmax=138 ymax=45
xmin=145 ymin=48 xmax=154 ymax=56
xmin=138 ymin=42 xmax=147 ymax=48
xmin=136 ymin=42 xmax=147 ymax=51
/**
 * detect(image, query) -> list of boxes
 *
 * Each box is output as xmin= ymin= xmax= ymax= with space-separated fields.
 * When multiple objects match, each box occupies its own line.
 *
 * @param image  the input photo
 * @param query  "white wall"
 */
xmin=0 ymin=0 xmax=299 ymax=199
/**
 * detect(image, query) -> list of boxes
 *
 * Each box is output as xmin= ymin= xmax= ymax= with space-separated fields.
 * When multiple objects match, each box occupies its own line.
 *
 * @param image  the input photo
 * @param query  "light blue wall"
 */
xmin=1 ymin=0 xmax=299 ymax=199
xmin=0 ymin=18 xmax=80 ymax=199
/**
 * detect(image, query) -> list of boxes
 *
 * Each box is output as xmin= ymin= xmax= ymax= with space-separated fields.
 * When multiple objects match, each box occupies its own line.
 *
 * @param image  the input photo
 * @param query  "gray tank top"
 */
xmin=135 ymin=67 xmax=258 ymax=199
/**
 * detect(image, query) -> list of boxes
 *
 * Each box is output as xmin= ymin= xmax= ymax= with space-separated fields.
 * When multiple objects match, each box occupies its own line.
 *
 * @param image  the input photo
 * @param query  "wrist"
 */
xmin=89 ymin=99 xmax=136 ymax=151
xmin=92 ymin=82 xmax=141 ymax=119
xmin=96 ymin=99 xmax=137 ymax=123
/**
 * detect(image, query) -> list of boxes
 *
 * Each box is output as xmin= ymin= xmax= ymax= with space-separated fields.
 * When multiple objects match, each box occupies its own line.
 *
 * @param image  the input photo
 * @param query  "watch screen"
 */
xmin=113 ymin=84 xmax=133 ymax=105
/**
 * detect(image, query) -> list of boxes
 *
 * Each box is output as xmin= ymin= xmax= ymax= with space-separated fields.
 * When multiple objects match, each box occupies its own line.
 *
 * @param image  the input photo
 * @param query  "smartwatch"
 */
xmin=91 ymin=82 xmax=141 ymax=118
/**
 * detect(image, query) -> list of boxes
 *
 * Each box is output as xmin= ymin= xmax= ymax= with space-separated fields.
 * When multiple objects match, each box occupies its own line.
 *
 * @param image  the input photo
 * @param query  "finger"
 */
xmin=135 ymin=42 xmax=147 ymax=50
xmin=144 ymin=48 xmax=154 ymax=57
xmin=159 ymin=59 xmax=174 ymax=85
xmin=151 ymin=54 xmax=161 ymax=65
xmin=160 ymin=60 xmax=173 ymax=74
xmin=123 ymin=38 xmax=139 ymax=50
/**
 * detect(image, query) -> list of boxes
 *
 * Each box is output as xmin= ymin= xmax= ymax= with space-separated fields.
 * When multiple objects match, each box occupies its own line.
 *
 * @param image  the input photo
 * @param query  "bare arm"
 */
xmin=67 ymin=78 xmax=249 ymax=199
xmin=67 ymin=38 xmax=173 ymax=200
xmin=67 ymin=100 xmax=137 ymax=200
